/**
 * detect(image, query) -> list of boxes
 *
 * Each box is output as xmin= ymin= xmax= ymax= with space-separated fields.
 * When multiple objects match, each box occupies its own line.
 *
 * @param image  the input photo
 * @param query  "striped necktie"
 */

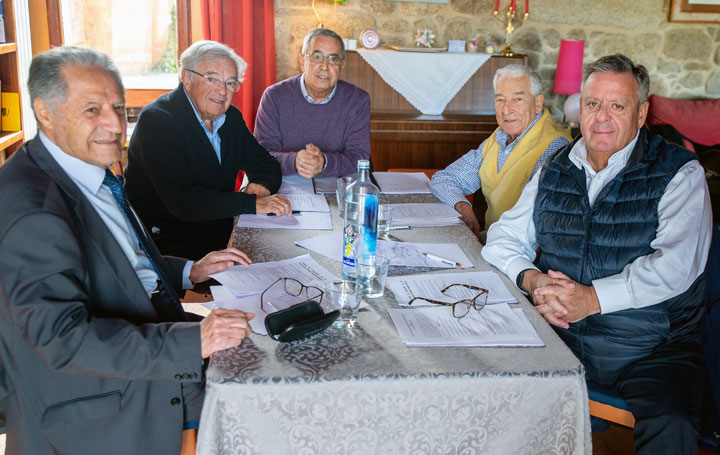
xmin=102 ymin=168 xmax=185 ymax=319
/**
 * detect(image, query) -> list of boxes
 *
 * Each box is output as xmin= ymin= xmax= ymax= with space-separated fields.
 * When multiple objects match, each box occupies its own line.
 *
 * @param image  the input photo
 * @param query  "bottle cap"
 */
xmin=357 ymin=159 xmax=370 ymax=170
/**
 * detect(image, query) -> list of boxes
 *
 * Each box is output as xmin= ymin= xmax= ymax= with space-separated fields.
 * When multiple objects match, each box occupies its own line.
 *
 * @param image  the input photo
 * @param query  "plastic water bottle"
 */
xmin=342 ymin=160 xmax=379 ymax=279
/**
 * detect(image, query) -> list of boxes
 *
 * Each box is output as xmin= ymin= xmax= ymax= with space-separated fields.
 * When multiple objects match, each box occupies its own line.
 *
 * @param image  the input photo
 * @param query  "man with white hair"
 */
xmin=430 ymin=64 xmax=571 ymax=238
xmin=126 ymin=40 xmax=290 ymax=260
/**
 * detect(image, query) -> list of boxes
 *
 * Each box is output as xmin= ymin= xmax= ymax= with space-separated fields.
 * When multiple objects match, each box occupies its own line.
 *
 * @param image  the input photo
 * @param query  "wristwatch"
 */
xmin=516 ymin=268 xmax=531 ymax=290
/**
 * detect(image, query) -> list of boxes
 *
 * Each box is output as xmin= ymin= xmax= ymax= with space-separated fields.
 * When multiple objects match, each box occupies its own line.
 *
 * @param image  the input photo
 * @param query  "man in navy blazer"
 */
xmin=0 ymin=46 xmax=255 ymax=454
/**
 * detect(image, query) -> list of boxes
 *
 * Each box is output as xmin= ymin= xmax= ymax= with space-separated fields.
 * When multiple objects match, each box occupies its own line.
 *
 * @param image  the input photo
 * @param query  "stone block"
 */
xmin=657 ymin=57 xmax=680 ymax=74
xmin=542 ymin=29 xmax=561 ymax=50
xmin=685 ymin=62 xmax=711 ymax=71
xmin=359 ymin=0 xmax=396 ymax=15
xmin=649 ymin=78 xmax=669 ymax=97
xmin=515 ymin=28 xmax=542 ymax=52
xmin=662 ymin=29 xmax=712 ymax=60
xmin=444 ymin=19 xmax=472 ymax=41
xmin=400 ymin=2 xmax=446 ymax=16
xmin=381 ymin=19 xmax=410 ymax=33
xmin=589 ymin=32 xmax=631 ymax=59
xmin=715 ymin=46 xmax=720 ymax=65
xmin=708 ymin=70 xmax=720 ymax=95
xmin=567 ymin=29 xmax=587 ymax=42
xmin=530 ymin=0 xmax=663 ymax=29
xmin=451 ymin=0 xmax=494 ymax=16
xmin=632 ymin=33 xmax=661 ymax=60
xmin=543 ymin=51 xmax=559 ymax=65
xmin=679 ymin=72 xmax=703 ymax=89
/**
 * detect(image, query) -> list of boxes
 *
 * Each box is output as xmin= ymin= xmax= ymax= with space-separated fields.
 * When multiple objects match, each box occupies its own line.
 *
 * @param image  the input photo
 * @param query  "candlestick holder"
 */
xmin=493 ymin=4 xmax=529 ymax=57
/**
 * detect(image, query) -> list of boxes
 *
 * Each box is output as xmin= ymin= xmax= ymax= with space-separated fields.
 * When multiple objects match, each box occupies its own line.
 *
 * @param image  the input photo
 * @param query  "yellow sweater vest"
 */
xmin=479 ymin=110 xmax=571 ymax=227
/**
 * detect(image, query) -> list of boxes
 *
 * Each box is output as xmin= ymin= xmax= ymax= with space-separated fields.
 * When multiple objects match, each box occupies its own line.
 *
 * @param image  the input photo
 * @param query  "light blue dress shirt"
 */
xmin=183 ymin=86 xmax=226 ymax=164
xmin=40 ymin=132 xmax=193 ymax=294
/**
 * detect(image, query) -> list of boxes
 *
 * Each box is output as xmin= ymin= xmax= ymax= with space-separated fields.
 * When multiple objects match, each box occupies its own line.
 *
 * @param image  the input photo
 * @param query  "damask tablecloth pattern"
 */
xmin=196 ymin=194 xmax=591 ymax=454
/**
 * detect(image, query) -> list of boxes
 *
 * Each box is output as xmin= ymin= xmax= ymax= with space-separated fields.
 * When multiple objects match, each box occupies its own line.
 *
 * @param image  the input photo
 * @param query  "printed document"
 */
xmin=280 ymin=193 xmax=330 ymax=212
xmin=210 ymin=254 xmax=339 ymax=295
xmin=387 ymin=271 xmax=517 ymax=305
xmin=387 ymin=304 xmax=543 ymax=346
xmin=373 ymin=172 xmax=431 ymax=194
xmin=295 ymin=230 xmax=474 ymax=268
xmin=387 ymin=202 xmax=461 ymax=227
xmin=236 ymin=211 xmax=333 ymax=230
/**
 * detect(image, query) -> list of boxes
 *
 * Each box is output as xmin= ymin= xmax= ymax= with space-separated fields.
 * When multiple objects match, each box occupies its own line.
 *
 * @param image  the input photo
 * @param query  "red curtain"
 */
xmin=200 ymin=0 xmax=276 ymax=133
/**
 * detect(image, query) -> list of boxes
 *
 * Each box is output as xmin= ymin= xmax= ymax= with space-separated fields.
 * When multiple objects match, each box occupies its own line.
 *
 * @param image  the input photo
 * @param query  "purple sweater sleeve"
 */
xmin=321 ymin=89 xmax=370 ymax=177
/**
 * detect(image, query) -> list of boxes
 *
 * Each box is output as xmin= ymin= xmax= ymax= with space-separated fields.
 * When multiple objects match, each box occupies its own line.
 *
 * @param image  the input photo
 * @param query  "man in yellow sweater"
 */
xmin=430 ymin=65 xmax=571 ymax=238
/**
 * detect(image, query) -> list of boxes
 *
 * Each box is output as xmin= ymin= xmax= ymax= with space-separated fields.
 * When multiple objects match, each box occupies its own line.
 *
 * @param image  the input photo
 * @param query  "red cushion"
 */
xmin=647 ymin=95 xmax=720 ymax=147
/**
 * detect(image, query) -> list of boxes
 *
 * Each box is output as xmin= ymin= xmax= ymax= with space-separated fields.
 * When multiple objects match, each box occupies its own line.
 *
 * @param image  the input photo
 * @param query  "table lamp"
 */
xmin=553 ymin=40 xmax=584 ymax=124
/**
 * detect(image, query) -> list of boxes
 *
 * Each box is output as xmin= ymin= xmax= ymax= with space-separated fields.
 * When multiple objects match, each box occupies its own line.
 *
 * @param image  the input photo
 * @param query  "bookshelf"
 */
xmin=0 ymin=0 xmax=24 ymax=165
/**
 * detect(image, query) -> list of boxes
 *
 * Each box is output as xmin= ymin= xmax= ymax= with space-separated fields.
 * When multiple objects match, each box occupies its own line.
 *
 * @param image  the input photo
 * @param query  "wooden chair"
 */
xmin=587 ymin=380 xmax=635 ymax=429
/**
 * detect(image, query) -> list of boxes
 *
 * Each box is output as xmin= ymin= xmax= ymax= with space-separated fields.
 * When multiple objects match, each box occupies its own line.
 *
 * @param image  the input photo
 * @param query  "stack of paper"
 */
xmin=236 ymin=212 xmax=332 ymax=230
xmin=386 ymin=271 xmax=517 ymax=306
xmin=373 ymin=172 xmax=431 ymax=194
xmin=313 ymin=176 xmax=339 ymax=194
xmin=294 ymin=230 xmax=474 ymax=268
xmin=387 ymin=305 xmax=544 ymax=347
xmin=387 ymin=203 xmax=461 ymax=227
xmin=207 ymin=255 xmax=342 ymax=335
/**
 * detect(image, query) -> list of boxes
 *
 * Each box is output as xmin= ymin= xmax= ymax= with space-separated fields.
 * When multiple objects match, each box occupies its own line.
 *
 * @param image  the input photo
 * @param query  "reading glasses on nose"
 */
xmin=303 ymin=52 xmax=343 ymax=67
xmin=187 ymin=69 xmax=241 ymax=92
xmin=407 ymin=284 xmax=489 ymax=318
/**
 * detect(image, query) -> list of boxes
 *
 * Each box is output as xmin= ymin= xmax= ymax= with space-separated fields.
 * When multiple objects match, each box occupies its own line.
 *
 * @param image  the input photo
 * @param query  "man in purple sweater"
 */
xmin=254 ymin=28 xmax=371 ymax=178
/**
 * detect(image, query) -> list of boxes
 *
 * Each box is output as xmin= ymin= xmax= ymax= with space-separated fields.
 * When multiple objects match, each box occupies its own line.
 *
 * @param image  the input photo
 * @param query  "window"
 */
xmin=60 ymin=0 xmax=179 ymax=89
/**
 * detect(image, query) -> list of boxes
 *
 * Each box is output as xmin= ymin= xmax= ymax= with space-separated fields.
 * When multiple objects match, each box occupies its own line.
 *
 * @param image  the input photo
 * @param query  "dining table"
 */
xmin=195 ymin=193 xmax=592 ymax=454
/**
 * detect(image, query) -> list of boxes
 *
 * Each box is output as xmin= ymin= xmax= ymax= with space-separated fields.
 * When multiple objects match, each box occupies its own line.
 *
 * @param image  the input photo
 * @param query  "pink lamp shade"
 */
xmin=553 ymin=40 xmax=585 ymax=95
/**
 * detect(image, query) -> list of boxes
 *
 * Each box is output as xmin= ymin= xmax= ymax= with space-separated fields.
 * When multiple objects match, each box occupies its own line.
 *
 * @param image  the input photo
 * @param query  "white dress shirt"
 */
xmin=40 ymin=132 xmax=193 ymax=295
xmin=481 ymin=130 xmax=712 ymax=314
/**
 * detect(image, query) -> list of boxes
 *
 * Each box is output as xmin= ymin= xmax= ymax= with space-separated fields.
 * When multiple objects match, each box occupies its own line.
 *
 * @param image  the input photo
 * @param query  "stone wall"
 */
xmin=274 ymin=0 xmax=720 ymax=119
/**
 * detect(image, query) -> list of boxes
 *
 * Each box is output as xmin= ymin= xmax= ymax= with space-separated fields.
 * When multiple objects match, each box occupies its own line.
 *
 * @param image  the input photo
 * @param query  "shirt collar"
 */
xmin=300 ymin=73 xmax=337 ymax=105
xmin=495 ymin=112 xmax=543 ymax=148
xmin=39 ymin=131 xmax=106 ymax=195
xmin=182 ymin=86 xmax=226 ymax=134
xmin=569 ymin=130 xmax=641 ymax=174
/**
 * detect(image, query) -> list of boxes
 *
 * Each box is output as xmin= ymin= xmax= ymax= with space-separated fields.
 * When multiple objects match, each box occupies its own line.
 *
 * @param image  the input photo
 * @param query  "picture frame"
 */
xmin=669 ymin=0 xmax=720 ymax=23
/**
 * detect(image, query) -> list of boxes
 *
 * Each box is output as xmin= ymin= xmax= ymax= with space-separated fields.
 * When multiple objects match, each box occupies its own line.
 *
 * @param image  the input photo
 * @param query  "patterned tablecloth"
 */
xmin=196 ymin=194 xmax=591 ymax=455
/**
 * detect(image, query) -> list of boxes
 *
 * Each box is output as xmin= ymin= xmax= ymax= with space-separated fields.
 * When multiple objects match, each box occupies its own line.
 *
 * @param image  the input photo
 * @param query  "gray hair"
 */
xmin=180 ymin=40 xmax=247 ymax=82
xmin=28 ymin=46 xmax=123 ymax=117
xmin=301 ymin=28 xmax=345 ymax=61
xmin=493 ymin=64 xmax=543 ymax=97
xmin=582 ymin=54 xmax=650 ymax=107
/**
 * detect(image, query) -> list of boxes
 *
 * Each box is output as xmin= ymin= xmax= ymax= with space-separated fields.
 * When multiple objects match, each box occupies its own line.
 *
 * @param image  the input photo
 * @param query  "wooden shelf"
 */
xmin=0 ymin=42 xmax=17 ymax=55
xmin=0 ymin=131 xmax=24 ymax=150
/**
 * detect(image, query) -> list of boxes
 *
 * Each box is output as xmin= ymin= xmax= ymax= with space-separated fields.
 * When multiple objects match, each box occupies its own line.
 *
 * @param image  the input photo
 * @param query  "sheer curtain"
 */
xmin=200 ymin=0 xmax=276 ymax=133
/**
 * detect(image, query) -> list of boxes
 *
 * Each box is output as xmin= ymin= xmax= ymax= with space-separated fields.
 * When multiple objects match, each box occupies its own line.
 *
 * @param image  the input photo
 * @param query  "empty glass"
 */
xmin=357 ymin=255 xmax=390 ymax=299
xmin=377 ymin=205 xmax=394 ymax=240
xmin=336 ymin=176 xmax=355 ymax=217
xmin=324 ymin=280 xmax=363 ymax=328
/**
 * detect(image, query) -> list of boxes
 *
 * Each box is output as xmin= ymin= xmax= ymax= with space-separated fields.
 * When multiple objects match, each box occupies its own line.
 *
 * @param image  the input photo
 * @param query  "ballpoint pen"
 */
xmin=390 ymin=225 xmax=411 ymax=230
xmin=266 ymin=211 xmax=301 ymax=216
xmin=422 ymin=253 xmax=462 ymax=268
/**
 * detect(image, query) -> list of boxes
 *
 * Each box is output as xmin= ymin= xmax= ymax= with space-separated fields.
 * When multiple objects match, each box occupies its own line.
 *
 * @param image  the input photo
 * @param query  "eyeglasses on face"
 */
xmin=304 ymin=52 xmax=343 ymax=67
xmin=187 ymin=69 xmax=241 ymax=93
xmin=407 ymin=284 xmax=489 ymax=318
xmin=260 ymin=277 xmax=324 ymax=313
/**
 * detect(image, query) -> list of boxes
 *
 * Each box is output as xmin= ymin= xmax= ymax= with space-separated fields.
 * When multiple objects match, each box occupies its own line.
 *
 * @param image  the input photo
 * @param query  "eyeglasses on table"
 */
xmin=260 ymin=277 xmax=324 ymax=313
xmin=407 ymin=283 xmax=488 ymax=318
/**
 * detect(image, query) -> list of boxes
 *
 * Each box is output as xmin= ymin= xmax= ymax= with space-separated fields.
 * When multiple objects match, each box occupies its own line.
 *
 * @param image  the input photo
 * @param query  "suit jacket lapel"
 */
xmin=26 ymin=138 xmax=160 ymax=320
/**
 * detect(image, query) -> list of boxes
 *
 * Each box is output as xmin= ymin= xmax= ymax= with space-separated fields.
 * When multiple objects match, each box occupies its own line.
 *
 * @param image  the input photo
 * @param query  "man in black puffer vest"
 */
xmin=482 ymin=54 xmax=712 ymax=454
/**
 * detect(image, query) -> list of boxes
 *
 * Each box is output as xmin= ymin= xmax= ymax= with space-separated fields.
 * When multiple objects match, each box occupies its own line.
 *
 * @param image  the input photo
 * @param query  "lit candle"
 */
xmin=525 ymin=0 xmax=529 ymax=13
xmin=494 ymin=0 xmax=500 ymax=12
xmin=511 ymin=0 xmax=516 ymax=13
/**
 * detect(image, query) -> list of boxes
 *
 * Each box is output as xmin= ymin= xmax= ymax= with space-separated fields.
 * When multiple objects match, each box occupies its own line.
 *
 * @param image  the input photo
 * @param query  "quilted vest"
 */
xmin=480 ymin=110 xmax=571 ymax=228
xmin=533 ymin=128 xmax=704 ymax=384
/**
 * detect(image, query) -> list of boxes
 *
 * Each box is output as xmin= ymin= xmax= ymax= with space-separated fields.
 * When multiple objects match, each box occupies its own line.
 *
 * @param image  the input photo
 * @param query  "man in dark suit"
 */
xmin=0 ymin=46 xmax=255 ymax=454
xmin=125 ymin=40 xmax=291 ymax=260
